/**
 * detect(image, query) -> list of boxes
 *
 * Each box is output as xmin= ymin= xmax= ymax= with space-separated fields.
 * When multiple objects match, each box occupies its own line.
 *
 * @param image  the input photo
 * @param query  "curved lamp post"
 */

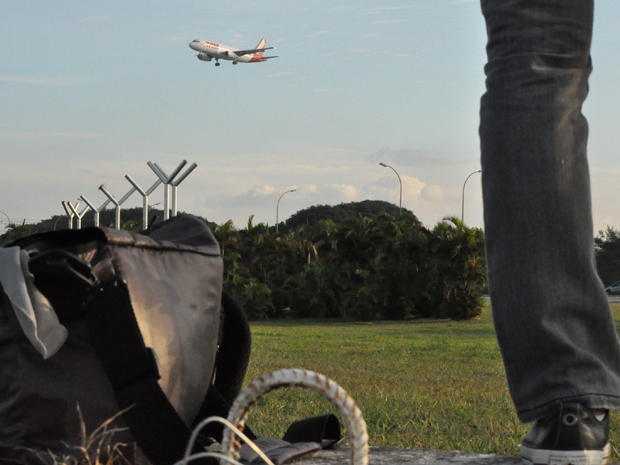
xmin=0 ymin=210 xmax=10 ymax=234
xmin=379 ymin=163 xmax=402 ymax=215
xmin=462 ymin=170 xmax=482 ymax=224
xmin=276 ymin=189 xmax=296 ymax=233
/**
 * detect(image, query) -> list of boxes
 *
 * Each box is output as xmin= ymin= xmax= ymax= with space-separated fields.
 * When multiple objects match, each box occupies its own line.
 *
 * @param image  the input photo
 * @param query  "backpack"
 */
xmin=0 ymin=215 xmax=252 ymax=464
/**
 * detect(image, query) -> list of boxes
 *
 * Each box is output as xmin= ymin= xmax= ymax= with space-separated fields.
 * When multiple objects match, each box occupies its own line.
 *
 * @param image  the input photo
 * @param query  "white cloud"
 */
xmin=401 ymin=175 xmax=427 ymax=200
xmin=327 ymin=184 xmax=361 ymax=199
xmin=253 ymin=185 xmax=276 ymax=196
xmin=421 ymin=184 xmax=444 ymax=200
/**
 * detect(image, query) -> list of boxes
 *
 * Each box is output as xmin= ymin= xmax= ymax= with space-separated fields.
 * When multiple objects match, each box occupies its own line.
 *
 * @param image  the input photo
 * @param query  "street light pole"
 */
xmin=462 ymin=170 xmax=482 ymax=224
xmin=379 ymin=163 xmax=402 ymax=215
xmin=0 ymin=210 xmax=10 ymax=234
xmin=276 ymin=189 xmax=297 ymax=233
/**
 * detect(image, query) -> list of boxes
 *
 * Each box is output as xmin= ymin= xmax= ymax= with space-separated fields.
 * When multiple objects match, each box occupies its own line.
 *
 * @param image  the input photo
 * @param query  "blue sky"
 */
xmin=2 ymin=1 xmax=620 ymax=232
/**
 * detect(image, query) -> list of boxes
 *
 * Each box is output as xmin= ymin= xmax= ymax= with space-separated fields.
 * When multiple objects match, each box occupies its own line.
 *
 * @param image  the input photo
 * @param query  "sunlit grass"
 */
xmin=245 ymin=302 xmax=620 ymax=460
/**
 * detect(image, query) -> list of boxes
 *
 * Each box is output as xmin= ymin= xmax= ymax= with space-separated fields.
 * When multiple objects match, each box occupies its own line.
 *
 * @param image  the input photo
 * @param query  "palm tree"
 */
xmin=1 ymin=220 xmax=36 ymax=244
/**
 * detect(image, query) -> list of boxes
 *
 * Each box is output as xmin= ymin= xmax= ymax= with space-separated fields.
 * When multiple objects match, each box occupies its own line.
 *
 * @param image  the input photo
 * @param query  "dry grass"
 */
xmin=19 ymin=406 xmax=134 ymax=465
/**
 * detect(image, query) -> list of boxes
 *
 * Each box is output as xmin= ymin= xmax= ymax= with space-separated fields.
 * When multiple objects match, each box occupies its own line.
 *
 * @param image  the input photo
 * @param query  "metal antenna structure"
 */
xmin=79 ymin=195 xmax=110 ymax=228
xmin=61 ymin=201 xmax=77 ymax=229
xmin=124 ymin=175 xmax=163 ymax=230
xmin=170 ymin=163 xmax=197 ymax=216
xmin=64 ymin=201 xmax=91 ymax=229
xmin=64 ymin=159 xmax=196 ymax=230
xmin=98 ymin=184 xmax=137 ymax=229
xmin=147 ymin=160 xmax=196 ymax=220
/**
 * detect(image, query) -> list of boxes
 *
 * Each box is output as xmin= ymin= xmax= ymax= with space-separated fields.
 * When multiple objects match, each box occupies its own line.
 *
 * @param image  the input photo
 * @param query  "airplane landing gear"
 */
xmin=233 ymin=61 xmax=238 ymax=65
xmin=215 ymin=62 xmax=220 ymax=67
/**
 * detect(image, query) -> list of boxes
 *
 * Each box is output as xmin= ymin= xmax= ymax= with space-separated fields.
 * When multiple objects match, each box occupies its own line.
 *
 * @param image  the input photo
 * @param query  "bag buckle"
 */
xmin=29 ymin=249 xmax=98 ymax=289
xmin=28 ymin=249 xmax=98 ymax=320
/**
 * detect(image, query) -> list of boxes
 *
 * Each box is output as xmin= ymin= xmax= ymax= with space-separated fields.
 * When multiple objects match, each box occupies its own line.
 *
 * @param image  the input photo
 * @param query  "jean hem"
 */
xmin=517 ymin=393 xmax=620 ymax=423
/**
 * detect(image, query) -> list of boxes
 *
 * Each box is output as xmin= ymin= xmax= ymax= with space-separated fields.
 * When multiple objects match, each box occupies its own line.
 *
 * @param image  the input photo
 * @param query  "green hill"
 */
xmin=282 ymin=200 xmax=418 ymax=230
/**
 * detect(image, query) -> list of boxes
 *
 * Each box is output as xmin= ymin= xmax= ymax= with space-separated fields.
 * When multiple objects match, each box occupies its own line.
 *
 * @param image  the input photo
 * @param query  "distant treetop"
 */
xmin=283 ymin=200 xmax=419 ymax=231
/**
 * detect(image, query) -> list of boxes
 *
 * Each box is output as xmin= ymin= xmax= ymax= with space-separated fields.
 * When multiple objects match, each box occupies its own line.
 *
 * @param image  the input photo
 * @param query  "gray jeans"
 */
xmin=480 ymin=0 xmax=620 ymax=423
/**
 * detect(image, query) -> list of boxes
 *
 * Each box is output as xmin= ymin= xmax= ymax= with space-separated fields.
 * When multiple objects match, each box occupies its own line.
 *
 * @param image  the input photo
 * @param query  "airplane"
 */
xmin=189 ymin=38 xmax=278 ymax=66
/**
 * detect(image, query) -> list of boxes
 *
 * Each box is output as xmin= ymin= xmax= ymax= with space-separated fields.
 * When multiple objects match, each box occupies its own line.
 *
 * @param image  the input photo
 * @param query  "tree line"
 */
xmin=6 ymin=204 xmax=620 ymax=319
xmin=212 ymin=213 xmax=486 ymax=321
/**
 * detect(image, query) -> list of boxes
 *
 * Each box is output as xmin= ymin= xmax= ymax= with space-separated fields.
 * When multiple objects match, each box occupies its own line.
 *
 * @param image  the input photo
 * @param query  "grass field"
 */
xmin=244 ymin=302 xmax=620 ymax=460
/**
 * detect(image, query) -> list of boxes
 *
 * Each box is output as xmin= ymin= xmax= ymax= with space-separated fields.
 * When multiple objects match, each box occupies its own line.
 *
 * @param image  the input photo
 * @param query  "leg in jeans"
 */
xmin=480 ymin=0 xmax=620 ymax=424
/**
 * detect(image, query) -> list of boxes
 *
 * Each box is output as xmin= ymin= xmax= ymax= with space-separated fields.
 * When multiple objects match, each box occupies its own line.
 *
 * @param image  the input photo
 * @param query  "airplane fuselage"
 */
xmin=189 ymin=40 xmax=259 ymax=63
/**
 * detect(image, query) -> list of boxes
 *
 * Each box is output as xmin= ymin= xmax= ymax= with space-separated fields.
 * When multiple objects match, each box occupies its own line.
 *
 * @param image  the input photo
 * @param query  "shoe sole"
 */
xmin=521 ymin=443 xmax=610 ymax=465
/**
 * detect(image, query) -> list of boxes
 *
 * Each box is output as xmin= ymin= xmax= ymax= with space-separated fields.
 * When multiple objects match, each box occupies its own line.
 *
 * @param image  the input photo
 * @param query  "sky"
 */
xmin=2 ymin=1 xmax=620 ymax=233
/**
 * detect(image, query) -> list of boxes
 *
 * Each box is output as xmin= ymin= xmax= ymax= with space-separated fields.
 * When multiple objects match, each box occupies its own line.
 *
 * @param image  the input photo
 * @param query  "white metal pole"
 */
xmin=79 ymin=195 xmax=110 ymax=228
xmin=0 ymin=210 xmax=10 ymax=235
xmin=67 ymin=201 xmax=90 ymax=230
xmin=276 ymin=189 xmax=296 ymax=233
xmin=61 ymin=201 xmax=75 ymax=229
xmin=170 ymin=163 xmax=197 ymax=217
xmin=125 ymin=175 xmax=162 ymax=230
xmin=148 ymin=162 xmax=170 ymax=220
xmin=379 ymin=163 xmax=402 ymax=216
xmin=99 ymin=185 xmax=121 ymax=229
xmin=462 ymin=170 xmax=482 ymax=224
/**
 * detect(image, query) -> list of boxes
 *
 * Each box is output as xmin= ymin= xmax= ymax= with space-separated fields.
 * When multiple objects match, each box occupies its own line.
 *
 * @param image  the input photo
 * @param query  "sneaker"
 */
xmin=521 ymin=403 xmax=610 ymax=465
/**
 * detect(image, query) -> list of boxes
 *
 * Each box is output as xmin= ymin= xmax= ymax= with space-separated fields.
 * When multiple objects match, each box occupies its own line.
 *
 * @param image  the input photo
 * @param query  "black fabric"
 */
xmin=192 ymin=291 xmax=256 ymax=442
xmin=84 ymin=277 xmax=217 ymax=465
xmin=237 ymin=416 xmax=342 ymax=465
xmin=28 ymin=249 xmax=97 ymax=321
xmin=215 ymin=292 xmax=252 ymax=406
xmin=239 ymin=438 xmax=290 ymax=463
xmin=257 ymin=442 xmax=320 ymax=465
xmin=282 ymin=414 xmax=342 ymax=449
xmin=9 ymin=226 xmax=107 ymax=249
xmin=240 ymin=440 xmax=320 ymax=465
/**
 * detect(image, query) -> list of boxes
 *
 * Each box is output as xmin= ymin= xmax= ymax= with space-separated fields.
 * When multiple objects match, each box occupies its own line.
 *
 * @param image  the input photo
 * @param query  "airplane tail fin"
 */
xmin=254 ymin=38 xmax=267 ymax=57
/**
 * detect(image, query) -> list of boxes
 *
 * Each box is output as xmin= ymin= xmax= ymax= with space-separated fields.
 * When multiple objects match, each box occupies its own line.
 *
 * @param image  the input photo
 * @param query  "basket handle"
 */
xmin=221 ymin=369 xmax=369 ymax=465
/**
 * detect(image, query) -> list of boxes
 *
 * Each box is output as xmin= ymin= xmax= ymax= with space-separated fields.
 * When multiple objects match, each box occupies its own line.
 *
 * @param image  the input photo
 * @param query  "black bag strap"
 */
xmin=192 ymin=291 xmax=256 ymax=442
xmin=85 ymin=277 xmax=217 ymax=465
xmin=282 ymin=414 xmax=342 ymax=448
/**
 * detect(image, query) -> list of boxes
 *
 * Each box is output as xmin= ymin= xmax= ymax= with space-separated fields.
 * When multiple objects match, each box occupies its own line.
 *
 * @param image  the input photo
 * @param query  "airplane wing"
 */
xmin=232 ymin=46 xmax=276 ymax=57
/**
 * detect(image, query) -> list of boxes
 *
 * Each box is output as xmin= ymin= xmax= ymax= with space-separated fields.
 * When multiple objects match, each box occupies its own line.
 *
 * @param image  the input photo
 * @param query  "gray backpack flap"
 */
xmin=0 ymin=215 xmax=230 ymax=464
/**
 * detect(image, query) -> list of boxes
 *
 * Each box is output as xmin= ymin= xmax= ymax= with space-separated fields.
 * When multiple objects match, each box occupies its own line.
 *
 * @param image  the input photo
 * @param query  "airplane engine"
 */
xmin=197 ymin=54 xmax=212 ymax=62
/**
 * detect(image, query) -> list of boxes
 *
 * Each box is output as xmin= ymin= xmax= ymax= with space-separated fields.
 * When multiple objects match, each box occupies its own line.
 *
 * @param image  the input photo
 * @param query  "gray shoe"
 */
xmin=520 ymin=403 xmax=610 ymax=465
